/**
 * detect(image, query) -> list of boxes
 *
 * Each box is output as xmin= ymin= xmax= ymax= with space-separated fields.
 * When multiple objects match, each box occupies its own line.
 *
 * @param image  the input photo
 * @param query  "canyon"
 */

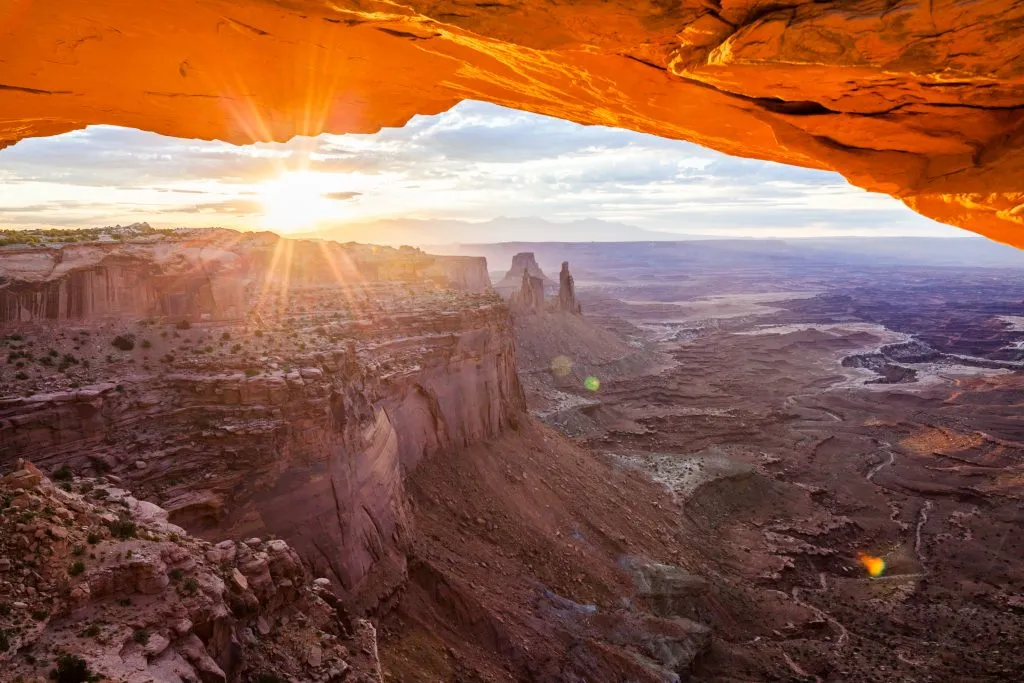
xmin=4 ymin=232 xmax=1024 ymax=681
xmin=1 ymin=1 xmax=1022 ymax=244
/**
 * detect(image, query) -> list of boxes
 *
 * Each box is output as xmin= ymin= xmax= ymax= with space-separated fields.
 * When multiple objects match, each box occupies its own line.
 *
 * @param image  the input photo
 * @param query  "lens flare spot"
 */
xmin=551 ymin=355 xmax=573 ymax=377
xmin=584 ymin=376 xmax=600 ymax=392
xmin=857 ymin=552 xmax=886 ymax=578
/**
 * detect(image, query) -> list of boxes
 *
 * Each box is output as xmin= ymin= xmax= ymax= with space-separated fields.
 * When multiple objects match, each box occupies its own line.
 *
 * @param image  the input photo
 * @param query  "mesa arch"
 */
xmin=1 ymin=0 xmax=1022 ymax=245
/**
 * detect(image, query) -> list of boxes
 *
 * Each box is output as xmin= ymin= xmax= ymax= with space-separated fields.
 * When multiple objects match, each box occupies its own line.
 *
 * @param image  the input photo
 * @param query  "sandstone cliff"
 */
xmin=0 ymin=232 xmax=490 ymax=325
xmin=0 ymin=239 xmax=525 ymax=612
xmin=0 ymin=2 xmax=1020 ymax=244
xmin=0 ymin=459 xmax=384 ymax=682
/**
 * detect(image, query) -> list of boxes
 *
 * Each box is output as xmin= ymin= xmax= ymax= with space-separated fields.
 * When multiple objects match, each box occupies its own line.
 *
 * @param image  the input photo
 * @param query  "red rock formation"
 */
xmin=0 ymin=2 xmax=1021 ymax=245
xmin=0 ymin=237 xmax=525 ymax=610
xmin=495 ymin=252 xmax=553 ymax=295
xmin=509 ymin=269 xmax=545 ymax=313
xmin=0 ymin=231 xmax=489 ymax=324
xmin=557 ymin=261 xmax=582 ymax=315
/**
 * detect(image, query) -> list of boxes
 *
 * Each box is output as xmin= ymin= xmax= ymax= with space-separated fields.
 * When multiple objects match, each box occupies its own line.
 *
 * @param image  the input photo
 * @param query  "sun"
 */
xmin=257 ymin=171 xmax=347 ymax=233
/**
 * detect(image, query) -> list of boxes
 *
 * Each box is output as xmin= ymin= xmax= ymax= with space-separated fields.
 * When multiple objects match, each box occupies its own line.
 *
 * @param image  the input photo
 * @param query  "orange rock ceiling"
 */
xmin=1 ymin=0 xmax=1022 ymax=244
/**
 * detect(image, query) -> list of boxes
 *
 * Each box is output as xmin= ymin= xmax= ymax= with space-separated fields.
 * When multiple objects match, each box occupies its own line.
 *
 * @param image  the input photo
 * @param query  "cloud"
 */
xmin=0 ymin=100 xmax=961 ymax=238
xmin=170 ymin=199 xmax=264 ymax=215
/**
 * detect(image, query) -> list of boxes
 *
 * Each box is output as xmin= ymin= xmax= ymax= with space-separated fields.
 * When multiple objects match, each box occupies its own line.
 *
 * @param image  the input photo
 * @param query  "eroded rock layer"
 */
xmin=0 ymin=231 xmax=489 ymax=325
xmin=1 ymin=1 xmax=1022 ymax=243
xmin=0 ymin=232 xmax=523 ymax=611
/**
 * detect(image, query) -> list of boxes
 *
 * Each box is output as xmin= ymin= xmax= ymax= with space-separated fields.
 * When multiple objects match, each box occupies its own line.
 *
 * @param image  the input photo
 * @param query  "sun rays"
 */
xmin=256 ymin=170 xmax=350 ymax=232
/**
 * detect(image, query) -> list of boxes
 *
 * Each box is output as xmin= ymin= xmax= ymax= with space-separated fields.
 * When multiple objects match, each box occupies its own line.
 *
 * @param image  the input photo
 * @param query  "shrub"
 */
xmin=52 ymin=465 xmax=73 ymax=481
xmin=182 ymin=577 xmax=199 ymax=595
xmin=14 ymin=371 xmax=27 ymax=380
xmin=68 ymin=561 xmax=85 ymax=576
xmin=132 ymin=628 xmax=149 ymax=644
xmin=168 ymin=568 xmax=184 ymax=581
xmin=52 ymin=653 xmax=100 ymax=683
xmin=175 ymin=320 xmax=191 ymax=330
xmin=140 ymin=339 xmax=152 ymax=349
xmin=111 ymin=335 xmax=135 ymax=351
xmin=255 ymin=674 xmax=284 ymax=683
xmin=244 ymin=368 xmax=258 ymax=378
xmin=107 ymin=518 xmax=136 ymax=539
xmin=221 ymin=332 xmax=231 ymax=341
xmin=86 ymin=532 xmax=101 ymax=545
xmin=32 ymin=609 xmax=48 ymax=621
xmin=80 ymin=624 xmax=101 ymax=639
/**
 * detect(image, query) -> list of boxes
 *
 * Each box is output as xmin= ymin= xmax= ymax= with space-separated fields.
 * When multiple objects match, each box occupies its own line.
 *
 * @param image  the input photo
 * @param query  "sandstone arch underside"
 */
xmin=1 ymin=0 xmax=1022 ymax=244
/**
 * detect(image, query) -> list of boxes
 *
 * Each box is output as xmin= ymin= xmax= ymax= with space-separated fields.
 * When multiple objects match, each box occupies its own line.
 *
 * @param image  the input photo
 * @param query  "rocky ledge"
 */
xmin=0 ymin=459 xmax=383 ymax=682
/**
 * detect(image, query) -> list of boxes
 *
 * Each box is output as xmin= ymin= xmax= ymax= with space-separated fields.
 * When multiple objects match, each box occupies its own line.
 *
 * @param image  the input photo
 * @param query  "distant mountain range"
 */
xmin=301 ymin=217 xmax=1024 ymax=270
xmin=302 ymin=216 xmax=697 ymax=246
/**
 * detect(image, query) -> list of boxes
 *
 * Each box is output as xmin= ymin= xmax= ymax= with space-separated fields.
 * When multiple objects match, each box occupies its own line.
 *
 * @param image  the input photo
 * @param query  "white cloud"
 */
xmin=0 ymin=100 xmax=962 ymax=238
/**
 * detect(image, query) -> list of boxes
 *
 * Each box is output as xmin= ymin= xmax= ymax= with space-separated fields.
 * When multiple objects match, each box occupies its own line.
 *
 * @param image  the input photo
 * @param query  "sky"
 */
xmin=0 ymin=100 xmax=963 ymax=241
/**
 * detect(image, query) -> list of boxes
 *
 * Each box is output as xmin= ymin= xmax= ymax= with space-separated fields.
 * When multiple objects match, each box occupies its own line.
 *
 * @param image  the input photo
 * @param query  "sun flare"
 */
xmin=256 ymin=171 xmax=351 ymax=233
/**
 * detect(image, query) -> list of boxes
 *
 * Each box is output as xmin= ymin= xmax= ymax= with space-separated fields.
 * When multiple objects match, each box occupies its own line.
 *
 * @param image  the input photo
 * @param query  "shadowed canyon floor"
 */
xmin=514 ymin=246 xmax=1024 ymax=681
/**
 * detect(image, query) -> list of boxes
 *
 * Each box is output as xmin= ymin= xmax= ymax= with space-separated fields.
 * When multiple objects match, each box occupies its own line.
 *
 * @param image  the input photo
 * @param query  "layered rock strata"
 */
xmin=0 ymin=230 xmax=490 ymax=325
xmin=1 ymin=1 xmax=1021 ymax=243
xmin=0 ymin=239 xmax=525 ymax=612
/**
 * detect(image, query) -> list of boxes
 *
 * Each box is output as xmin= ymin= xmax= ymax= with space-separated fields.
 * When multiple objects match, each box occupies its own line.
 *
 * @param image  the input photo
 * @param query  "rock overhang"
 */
xmin=0 ymin=0 xmax=1021 ymax=244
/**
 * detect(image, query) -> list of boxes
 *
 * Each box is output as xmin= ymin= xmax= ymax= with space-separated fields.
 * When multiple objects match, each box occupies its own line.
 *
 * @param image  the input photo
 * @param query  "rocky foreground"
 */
xmin=0 ymin=459 xmax=383 ymax=682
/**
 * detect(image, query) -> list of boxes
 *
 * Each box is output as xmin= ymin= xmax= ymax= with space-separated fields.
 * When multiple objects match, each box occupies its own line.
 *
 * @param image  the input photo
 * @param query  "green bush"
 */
xmin=52 ymin=465 xmax=73 ymax=481
xmin=52 ymin=653 xmax=101 ymax=683
xmin=132 ymin=628 xmax=149 ymax=644
xmin=68 ymin=561 xmax=85 ymax=576
xmin=106 ymin=518 xmax=136 ymax=539
xmin=111 ymin=335 xmax=135 ymax=351
xmin=175 ymin=320 xmax=191 ymax=330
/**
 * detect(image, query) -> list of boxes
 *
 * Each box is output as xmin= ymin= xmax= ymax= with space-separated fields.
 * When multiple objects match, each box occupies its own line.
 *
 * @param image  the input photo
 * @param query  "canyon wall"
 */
xmin=0 ymin=233 xmax=491 ymax=324
xmin=0 ymin=1 xmax=1021 ymax=245
xmin=0 ymin=236 xmax=524 ymax=611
